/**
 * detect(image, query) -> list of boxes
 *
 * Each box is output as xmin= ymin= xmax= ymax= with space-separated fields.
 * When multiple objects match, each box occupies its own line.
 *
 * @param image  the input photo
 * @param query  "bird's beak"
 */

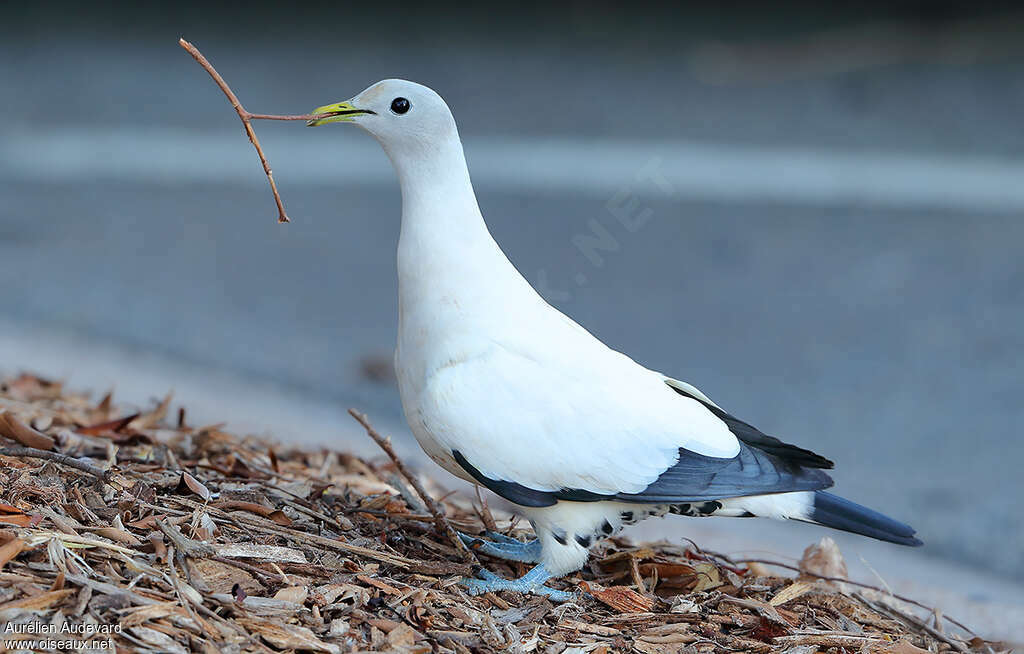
xmin=306 ymin=100 xmax=376 ymax=127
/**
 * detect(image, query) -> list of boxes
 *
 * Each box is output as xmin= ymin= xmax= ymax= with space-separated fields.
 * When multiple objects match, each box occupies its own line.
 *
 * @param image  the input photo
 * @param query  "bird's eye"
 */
xmin=390 ymin=97 xmax=410 ymax=115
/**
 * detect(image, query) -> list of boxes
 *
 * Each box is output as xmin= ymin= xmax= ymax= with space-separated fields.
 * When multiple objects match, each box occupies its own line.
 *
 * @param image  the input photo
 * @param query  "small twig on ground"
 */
xmin=155 ymin=517 xmax=215 ymax=560
xmin=474 ymin=486 xmax=498 ymax=532
xmin=348 ymin=409 xmax=478 ymax=565
xmin=743 ymin=559 xmax=978 ymax=639
xmin=178 ymin=38 xmax=326 ymax=224
xmin=857 ymin=591 xmax=971 ymax=654
xmin=0 ymin=446 xmax=111 ymax=483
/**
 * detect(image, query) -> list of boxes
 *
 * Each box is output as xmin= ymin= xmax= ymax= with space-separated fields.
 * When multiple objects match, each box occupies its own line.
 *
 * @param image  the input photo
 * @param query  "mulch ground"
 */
xmin=0 ymin=373 xmax=1008 ymax=653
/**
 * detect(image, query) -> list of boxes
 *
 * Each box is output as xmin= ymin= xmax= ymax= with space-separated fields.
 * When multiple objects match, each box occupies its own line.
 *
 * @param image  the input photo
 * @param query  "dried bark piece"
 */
xmin=584 ymin=582 xmax=657 ymax=613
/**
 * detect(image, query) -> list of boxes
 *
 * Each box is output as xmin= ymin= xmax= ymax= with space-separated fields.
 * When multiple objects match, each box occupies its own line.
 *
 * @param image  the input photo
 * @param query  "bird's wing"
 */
xmin=419 ymin=338 xmax=832 ymax=508
xmin=418 ymin=341 xmax=737 ymax=504
xmin=609 ymin=377 xmax=834 ymax=503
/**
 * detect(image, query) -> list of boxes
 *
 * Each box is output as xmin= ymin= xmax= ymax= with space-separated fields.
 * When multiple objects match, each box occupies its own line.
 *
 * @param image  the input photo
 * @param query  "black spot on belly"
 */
xmin=601 ymin=520 xmax=614 ymax=535
xmin=620 ymin=511 xmax=634 ymax=522
xmin=575 ymin=534 xmax=591 ymax=547
xmin=669 ymin=500 xmax=723 ymax=517
xmin=699 ymin=501 xmax=722 ymax=514
xmin=552 ymin=531 xmax=568 ymax=546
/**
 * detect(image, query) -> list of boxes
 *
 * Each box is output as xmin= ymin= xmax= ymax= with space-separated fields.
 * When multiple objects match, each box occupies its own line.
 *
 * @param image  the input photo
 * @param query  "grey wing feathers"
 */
xmin=607 ymin=380 xmax=835 ymax=504
xmin=613 ymin=441 xmax=834 ymax=504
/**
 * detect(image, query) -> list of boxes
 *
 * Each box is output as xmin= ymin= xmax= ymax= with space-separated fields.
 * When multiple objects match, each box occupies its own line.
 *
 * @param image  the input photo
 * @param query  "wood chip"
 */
xmin=214 ymin=543 xmax=308 ymax=564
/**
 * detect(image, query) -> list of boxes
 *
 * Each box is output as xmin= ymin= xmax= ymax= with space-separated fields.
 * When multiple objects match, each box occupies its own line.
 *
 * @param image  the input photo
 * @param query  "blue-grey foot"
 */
xmin=458 ymin=531 xmax=542 ymax=563
xmin=459 ymin=563 xmax=576 ymax=602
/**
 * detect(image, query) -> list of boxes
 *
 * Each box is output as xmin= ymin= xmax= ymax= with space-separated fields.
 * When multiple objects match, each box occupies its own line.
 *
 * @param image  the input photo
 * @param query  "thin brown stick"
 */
xmin=474 ymin=486 xmax=498 ymax=532
xmin=245 ymin=113 xmax=319 ymax=121
xmin=178 ymin=38 xmax=325 ymax=224
xmin=348 ymin=409 xmax=478 ymax=565
xmin=0 ymin=446 xmax=112 ymax=483
xmin=856 ymin=591 xmax=971 ymax=654
xmin=742 ymin=559 xmax=979 ymax=639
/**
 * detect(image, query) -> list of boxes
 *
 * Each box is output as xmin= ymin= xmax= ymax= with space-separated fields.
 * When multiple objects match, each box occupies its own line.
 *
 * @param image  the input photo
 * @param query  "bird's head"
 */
xmin=307 ymin=79 xmax=458 ymax=155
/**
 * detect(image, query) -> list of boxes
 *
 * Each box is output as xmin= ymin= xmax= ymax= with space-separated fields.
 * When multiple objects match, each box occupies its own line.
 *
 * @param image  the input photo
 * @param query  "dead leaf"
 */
xmin=131 ymin=392 xmax=172 ymax=430
xmin=892 ymin=640 xmax=932 ymax=654
xmin=273 ymin=585 xmax=309 ymax=604
xmin=639 ymin=562 xmax=695 ymax=578
xmin=691 ymin=562 xmax=723 ymax=592
xmin=267 ymin=510 xmax=292 ymax=526
xmin=93 ymin=527 xmax=144 ymax=546
xmin=0 ymin=411 xmax=55 ymax=449
xmin=77 ymin=413 xmax=139 ymax=435
xmin=213 ymin=500 xmax=275 ymax=518
xmin=0 ymin=538 xmax=25 ymax=570
xmin=176 ymin=471 xmax=211 ymax=501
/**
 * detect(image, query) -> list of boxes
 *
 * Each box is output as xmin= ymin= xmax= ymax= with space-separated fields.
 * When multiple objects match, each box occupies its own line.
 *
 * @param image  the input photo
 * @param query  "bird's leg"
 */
xmin=458 ymin=531 xmax=542 ymax=563
xmin=460 ymin=563 xmax=575 ymax=602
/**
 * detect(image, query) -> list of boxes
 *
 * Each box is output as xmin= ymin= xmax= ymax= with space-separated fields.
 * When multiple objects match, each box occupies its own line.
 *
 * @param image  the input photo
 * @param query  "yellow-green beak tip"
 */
xmin=307 ymin=101 xmax=375 ymax=127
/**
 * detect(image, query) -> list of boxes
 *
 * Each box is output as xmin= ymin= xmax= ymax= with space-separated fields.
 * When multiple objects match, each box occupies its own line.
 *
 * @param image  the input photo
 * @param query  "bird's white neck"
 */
xmin=384 ymin=134 xmax=542 ymax=371
xmin=390 ymin=136 xmax=491 ymax=256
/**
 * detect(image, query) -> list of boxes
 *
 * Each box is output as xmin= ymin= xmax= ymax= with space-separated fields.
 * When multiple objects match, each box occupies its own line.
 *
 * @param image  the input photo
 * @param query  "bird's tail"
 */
xmin=805 ymin=491 xmax=922 ymax=547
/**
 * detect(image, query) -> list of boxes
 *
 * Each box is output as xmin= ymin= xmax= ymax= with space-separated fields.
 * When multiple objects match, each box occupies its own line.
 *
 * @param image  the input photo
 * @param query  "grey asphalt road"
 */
xmin=1 ymin=5 xmax=1023 ymax=582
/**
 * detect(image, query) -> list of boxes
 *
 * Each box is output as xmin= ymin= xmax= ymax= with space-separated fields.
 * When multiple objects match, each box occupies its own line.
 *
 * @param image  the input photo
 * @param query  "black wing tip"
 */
xmin=812 ymin=491 xmax=923 ymax=547
xmin=798 ymin=451 xmax=835 ymax=469
xmin=667 ymin=382 xmax=834 ymax=469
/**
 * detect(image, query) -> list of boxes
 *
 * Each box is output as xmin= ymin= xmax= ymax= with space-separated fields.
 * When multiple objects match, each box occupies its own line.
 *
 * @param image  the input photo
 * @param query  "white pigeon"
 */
xmin=308 ymin=80 xmax=921 ymax=600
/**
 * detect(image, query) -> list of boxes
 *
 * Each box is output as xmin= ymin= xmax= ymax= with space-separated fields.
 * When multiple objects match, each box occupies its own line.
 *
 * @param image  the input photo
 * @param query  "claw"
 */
xmin=472 ymin=567 xmax=502 ymax=582
xmin=458 ymin=563 xmax=576 ymax=602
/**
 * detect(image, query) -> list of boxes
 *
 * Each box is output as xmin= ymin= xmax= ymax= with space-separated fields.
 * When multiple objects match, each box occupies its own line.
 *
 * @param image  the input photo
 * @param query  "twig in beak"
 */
xmin=178 ymin=38 xmax=325 ymax=223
